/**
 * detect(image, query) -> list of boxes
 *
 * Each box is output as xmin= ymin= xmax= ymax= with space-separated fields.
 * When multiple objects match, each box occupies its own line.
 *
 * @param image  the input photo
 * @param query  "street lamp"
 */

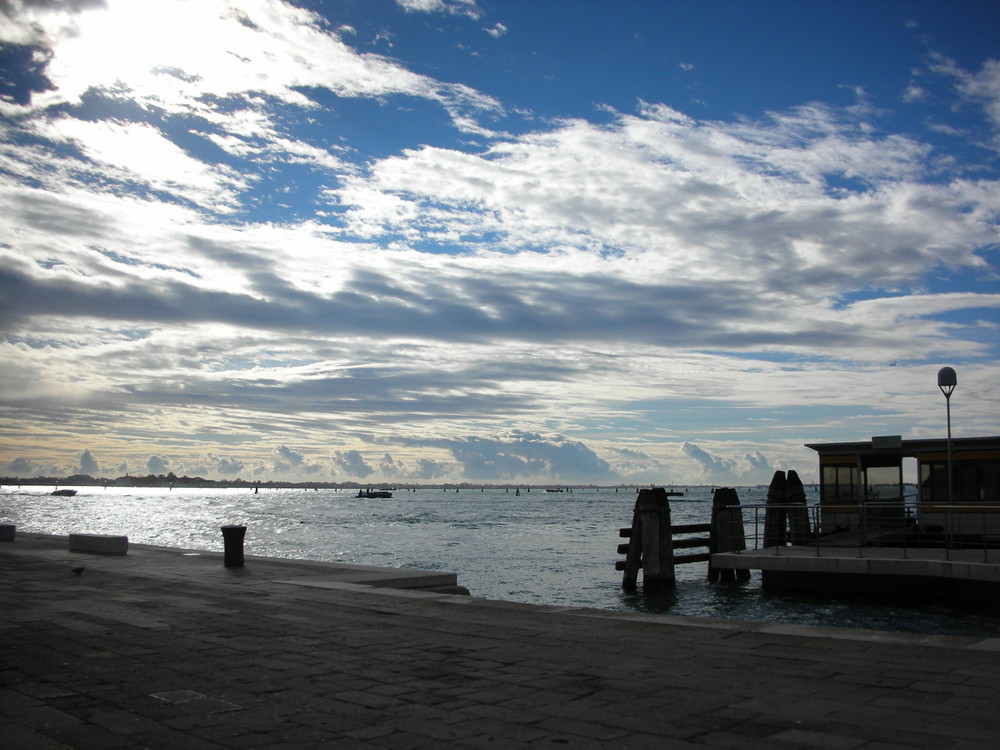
xmin=937 ymin=366 xmax=957 ymax=554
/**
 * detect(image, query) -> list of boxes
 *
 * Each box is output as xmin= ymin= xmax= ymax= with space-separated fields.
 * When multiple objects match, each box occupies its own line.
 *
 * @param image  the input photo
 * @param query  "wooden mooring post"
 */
xmin=785 ymin=469 xmax=813 ymax=545
xmin=708 ymin=487 xmax=750 ymax=582
xmin=617 ymin=486 xmax=752 ymax=591
xmin=617 ymin=487 xmax=681 ymax=592
xmin=764 ymin=470 xmax=787 ymax=547
xmin=764 ymin=469 xmax=813 ymax=548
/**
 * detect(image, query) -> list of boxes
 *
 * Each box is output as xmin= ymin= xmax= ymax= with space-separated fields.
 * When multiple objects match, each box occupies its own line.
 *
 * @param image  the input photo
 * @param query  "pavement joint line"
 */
xmin=150 ymin=690 xmax=244 ymax=714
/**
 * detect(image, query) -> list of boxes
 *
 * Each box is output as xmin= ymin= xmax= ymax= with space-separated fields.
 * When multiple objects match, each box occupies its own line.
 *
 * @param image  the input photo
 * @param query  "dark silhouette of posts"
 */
xmin=708 ymin=487 xmax=750 ymax=582
xmin=221 ymin=525 xmax=247 ymax=568
xmin=764 ymin=471 xmax=787 ymax=548
xmin=763 ymin=470 xmax=812 ymax=548
xmin=617 ymin=487 xmax=761 ymax=590
xmin=620 ymin=487 xmax=676 ymax=592
xmin=785 ymin=469 xmax=813 ymax=545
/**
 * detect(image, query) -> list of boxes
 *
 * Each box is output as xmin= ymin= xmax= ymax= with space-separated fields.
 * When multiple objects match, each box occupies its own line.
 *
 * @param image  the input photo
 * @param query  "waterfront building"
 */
xmin=807 ymin=435 xmax=1000 ymax=537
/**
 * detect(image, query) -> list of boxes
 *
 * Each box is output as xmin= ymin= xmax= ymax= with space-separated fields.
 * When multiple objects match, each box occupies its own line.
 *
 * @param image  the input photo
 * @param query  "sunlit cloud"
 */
xmin=396 ymin=0 xmax=481 ymax=19
xmin=0 ymin=0 xmax=997 ymax=484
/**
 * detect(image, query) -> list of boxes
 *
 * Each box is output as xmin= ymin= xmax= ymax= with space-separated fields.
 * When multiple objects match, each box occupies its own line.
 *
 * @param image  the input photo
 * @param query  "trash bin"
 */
xmin=221 ymin=525 xmax=247 ymax=568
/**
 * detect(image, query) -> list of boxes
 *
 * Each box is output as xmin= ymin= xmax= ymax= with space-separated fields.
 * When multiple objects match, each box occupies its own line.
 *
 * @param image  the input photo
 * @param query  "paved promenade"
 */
xmin=3 ymin=533 xmax=1000 ymax=749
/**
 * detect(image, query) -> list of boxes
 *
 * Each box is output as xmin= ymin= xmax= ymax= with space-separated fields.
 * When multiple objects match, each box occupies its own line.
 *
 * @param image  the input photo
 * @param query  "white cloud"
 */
xmin=961 ymin=60 xmax=1000 ymax=141
xmin=1 ymin=456 xmax=38 ymax=477
xmin=385 ymin=431 xmax=617 ymax=481
xmin=45 ymin=117 xmax=246 ymax=209
xmin=273 ymin=444 xmax=322 ymax=475
xmin=211 ymin=454 xmax=246 ymax=475
xmin=332 ymin=102 xmax=995 ymax=302
xmin=396 ymin=0 xmax=481 ymax=19
xmin=333 ymin=449 xmax=373 ymax=478
xmin=397 ymin=0 xmax=446 ymax=11
xmin=930 ymin=53 xmax=1000 ymax=151
xmin=78 ymin=448 xmax=99 ymax=474
xmin=10 ymin=0 xmax=501 ymax=137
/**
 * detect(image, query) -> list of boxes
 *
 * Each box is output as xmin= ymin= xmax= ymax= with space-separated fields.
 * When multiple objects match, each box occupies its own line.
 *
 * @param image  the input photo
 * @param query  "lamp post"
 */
xmin=937 ymin=367 xmax=957 ymax=554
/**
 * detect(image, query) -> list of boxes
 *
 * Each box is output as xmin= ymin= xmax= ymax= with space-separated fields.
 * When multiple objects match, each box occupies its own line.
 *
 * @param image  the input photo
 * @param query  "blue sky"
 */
xmin=0 ymin=0 xmax=997 ymax=485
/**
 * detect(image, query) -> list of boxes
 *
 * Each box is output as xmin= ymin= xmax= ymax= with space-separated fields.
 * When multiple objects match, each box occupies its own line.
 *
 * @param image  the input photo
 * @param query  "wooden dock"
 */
xmin=711 ymin=545 xmax=1000 ymax=598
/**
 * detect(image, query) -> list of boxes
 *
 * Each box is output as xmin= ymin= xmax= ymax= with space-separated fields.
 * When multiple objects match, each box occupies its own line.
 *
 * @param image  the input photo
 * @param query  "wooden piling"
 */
xmin=785 ymin=469 xmax=812 ymax=545
xmin=708 ymin=487 xmax=750 ymax=582
xmin=763 ymin=471 xmax=787 ymax=548
xmin=619 ymin=509 xmax=643 ymax=592
xmin=618 ymin=487 xmax=677 ymax=592
xmin=637 ymin=491 xmax=662 ymax=578
xmin=651 ymin=489 xmax=675 ymax=590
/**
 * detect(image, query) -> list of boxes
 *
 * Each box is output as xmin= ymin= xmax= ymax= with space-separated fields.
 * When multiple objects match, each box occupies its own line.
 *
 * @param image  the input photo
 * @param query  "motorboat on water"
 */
xmin=51 ymin=489 xmax=78 ymax=496
xmin=357 ymin=489 xmax=392 ymax=498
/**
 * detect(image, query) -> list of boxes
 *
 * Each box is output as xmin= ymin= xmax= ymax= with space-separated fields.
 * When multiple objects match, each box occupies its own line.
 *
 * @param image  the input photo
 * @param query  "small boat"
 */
xmin=357 ymin=489 xmax=392 ymax=498
xmin=544 ymin=488 xmax=564 ymax=493
xmin=51 ymin=489 xmax=78 ymax=496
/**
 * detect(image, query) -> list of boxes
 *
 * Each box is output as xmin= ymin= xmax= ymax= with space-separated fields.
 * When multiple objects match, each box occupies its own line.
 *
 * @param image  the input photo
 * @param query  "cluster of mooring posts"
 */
xmin=616 ymin=471 xmax=817 ymax=592
xmin=763 ymin=469 xmax=813 ymax=547
xmin=616 ymin=486 xmax=751 ymax=592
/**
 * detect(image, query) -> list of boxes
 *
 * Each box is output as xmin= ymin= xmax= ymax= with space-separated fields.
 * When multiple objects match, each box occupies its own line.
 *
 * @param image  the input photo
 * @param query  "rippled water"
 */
xmin=3 ymin=484 xmax=999 ymax=637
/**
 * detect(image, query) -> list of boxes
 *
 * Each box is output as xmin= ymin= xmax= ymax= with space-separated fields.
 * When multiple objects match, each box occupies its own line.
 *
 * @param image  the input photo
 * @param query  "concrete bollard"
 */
xmin=69 ymin=533 xmax=128 ymax=555
xmin=0 ymin=523 xmax=15 ymax=542
xmin=221 ymin=525 xmax=247 ymax=568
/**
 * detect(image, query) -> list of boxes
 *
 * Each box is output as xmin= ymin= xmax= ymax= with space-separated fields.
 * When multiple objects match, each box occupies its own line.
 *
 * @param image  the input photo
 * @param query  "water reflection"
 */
xmin=621 ymin=575 xmax=1000 ymax=637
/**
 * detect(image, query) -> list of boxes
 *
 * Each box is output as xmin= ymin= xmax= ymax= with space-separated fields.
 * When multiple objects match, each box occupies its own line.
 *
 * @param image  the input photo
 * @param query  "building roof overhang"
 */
xmin=806 ymin=435 xmax=1000 ymax=459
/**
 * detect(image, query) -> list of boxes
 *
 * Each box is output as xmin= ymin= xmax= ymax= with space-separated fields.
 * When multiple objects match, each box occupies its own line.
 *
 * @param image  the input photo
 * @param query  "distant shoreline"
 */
xmin=1 ymin=475 xmax=708 ymax=491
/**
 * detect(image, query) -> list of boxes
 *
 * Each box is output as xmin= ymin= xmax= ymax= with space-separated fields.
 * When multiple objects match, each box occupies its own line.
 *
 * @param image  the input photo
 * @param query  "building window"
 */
xmin=822 ymin=465 xmax=857 ymax=503
xmin=920 ymin=462 xmax=948 ymax=503
xmin=865 ymin=465 xmax=901 ymax=502
xmin=921 ymin=459 xmax=1000 ymax=503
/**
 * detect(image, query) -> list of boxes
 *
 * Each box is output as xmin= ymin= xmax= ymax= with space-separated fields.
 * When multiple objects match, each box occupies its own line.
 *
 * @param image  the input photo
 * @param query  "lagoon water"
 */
xmin=3 ymin=484 xmax=999 ymax=637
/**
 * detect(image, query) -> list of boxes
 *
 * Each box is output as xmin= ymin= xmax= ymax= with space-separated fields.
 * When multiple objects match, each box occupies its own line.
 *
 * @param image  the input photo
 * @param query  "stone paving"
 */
xmin=3 ymin=533 xmax=1000 ymax=749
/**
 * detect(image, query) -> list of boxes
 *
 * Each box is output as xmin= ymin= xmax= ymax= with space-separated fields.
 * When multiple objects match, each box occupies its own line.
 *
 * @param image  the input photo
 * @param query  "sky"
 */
xmin=0 ymin=0 xmax=998 ymax=486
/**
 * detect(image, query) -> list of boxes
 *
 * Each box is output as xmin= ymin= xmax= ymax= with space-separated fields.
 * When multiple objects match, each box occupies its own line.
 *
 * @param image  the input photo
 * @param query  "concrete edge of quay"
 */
xmin=5 ymin=530 xmax=1000 ymax=653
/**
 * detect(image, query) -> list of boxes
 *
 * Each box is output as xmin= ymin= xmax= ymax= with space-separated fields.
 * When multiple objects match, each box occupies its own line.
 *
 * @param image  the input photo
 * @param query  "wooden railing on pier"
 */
xmin=616 ymin=486 xmax=749 ymax=592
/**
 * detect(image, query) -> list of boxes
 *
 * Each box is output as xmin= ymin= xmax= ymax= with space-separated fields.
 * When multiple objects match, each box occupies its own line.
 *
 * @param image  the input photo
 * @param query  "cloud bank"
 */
xmin=0 ymin=0 xmax=997 ymax=484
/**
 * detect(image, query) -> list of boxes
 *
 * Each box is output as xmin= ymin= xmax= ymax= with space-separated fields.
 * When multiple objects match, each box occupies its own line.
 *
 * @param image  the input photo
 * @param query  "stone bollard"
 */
xmin=221 ymin=525 xmax=247 ymax=568
xmin=0 ymin=523 xmax=15 ymax=542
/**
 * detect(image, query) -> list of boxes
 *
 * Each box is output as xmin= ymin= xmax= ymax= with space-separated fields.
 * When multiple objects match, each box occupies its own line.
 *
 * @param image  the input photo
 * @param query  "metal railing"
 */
xmin=726 ymin=500 xmax=1000 ymax=563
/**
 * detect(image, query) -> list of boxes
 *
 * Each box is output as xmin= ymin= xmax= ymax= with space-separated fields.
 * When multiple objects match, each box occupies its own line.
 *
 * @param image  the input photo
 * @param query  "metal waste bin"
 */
xmin=221 ymin=525 xmax=247 ymax=568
